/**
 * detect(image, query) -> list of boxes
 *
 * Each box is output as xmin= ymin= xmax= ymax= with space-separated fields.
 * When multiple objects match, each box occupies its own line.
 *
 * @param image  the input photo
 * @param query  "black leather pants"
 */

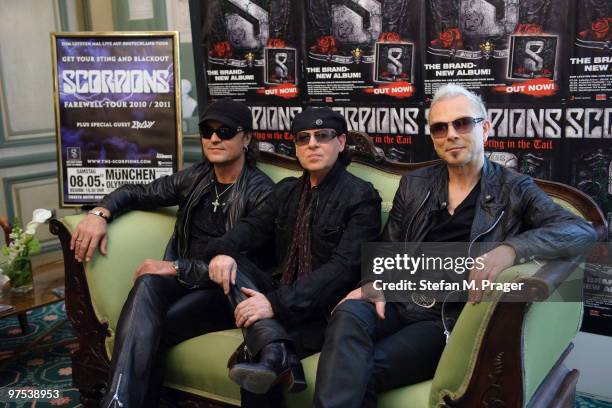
xmin=101 ymin=257 xmax=293 ymax=408
xmin=313 ymin=300 xmax=446 ymax=408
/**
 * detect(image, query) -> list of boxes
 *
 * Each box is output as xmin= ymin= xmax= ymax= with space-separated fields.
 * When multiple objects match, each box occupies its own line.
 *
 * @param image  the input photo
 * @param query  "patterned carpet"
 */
xmin=0 ymin=301 xmax=80 ymax=407
xmin=0 ymin=301 xmax=611 ymax=408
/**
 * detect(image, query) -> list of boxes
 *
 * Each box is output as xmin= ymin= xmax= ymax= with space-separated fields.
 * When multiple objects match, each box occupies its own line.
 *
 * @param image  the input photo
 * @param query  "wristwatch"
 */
xmin=88 ymin=209 xmax=109 ymax=222
xmin=172 ymin=260 xmax=180 ymax=274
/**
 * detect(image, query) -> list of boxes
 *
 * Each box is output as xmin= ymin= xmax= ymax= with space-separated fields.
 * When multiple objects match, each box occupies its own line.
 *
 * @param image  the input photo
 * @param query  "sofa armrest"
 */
xmin=50 ymin=209 xmax=177 ymax=406
xmin=50 ymin=217 xmax=113 ymax=405
xmin=429 ymin=260 xmax=584 ymax=408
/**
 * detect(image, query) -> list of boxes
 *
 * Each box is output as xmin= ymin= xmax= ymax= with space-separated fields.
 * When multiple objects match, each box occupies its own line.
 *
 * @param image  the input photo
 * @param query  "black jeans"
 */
xmin=101 ymin=256 xmax=302 ymax=408
xmin=313 ymin=300 xmax=446 ymax=408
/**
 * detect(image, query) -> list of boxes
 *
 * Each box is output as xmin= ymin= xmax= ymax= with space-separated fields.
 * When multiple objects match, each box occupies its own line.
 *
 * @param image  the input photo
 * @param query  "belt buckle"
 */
xmin=411 ymin=292 xmax=436 ymax=308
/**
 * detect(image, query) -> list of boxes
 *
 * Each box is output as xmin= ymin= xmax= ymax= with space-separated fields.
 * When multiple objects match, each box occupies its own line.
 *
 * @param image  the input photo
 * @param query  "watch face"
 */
xmin=90 ymin=210 xmax=107 ymax=220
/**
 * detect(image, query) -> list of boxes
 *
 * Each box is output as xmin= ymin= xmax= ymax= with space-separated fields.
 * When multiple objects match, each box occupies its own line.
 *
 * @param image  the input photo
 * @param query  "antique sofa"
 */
xmin=50 ymin=134 xmax=605 ymax=407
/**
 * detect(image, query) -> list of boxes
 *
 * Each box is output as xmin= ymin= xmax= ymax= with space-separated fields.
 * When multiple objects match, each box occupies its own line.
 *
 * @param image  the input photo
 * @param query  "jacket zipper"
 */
xmin=467 ymin=210 xmax=505 ymax=258
xmin=442 ymin=210 xmax=505 ymax=343
xmin=181 ymin=179 xmax=213 ymax=257
xmin=404 ymin=191 xmax=431 ymax=243
xmin=107 ymin=373 xmax=124 ymax=407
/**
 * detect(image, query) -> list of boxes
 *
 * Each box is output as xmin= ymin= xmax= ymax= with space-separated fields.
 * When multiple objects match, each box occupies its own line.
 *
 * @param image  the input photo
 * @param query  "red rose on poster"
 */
xmin=267 ymin=38 xmax=287 ymax=48
xmin=431 ymin=28 xmax=462 ymax=49
xmin=591 ymin=18 xmax=611 ymax=40
xmin=378 ymin=32 xmax=401 ymax=43
xmin=210 ymin=41 xmax=232 ymax=58
xmin=311 ymin=36 xmax=338 ymax=54
xmin=514 ymin=24 xmax=542 ymax=34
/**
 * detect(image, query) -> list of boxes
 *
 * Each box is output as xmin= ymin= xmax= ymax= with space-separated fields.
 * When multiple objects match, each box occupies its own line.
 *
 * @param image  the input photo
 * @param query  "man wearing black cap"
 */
xmin=71 ymin=98 xmax=274 ymax=408
xmin=201 ymin=107 xmax=382 ymax=406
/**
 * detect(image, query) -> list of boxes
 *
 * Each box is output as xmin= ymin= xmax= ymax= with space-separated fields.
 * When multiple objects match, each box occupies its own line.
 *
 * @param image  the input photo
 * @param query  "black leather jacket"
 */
xmin=204 ymin=162 xmax=382 ymax=324
xmin=382 ymin=158 xmax=597 ymax=260
xmin=99 ymin=162 xmax=274 ymax=279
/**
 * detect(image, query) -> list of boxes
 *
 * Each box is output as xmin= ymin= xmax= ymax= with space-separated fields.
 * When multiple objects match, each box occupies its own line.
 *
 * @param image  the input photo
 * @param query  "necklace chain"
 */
xmin=212 ymin=181 xmax=235 ymax=213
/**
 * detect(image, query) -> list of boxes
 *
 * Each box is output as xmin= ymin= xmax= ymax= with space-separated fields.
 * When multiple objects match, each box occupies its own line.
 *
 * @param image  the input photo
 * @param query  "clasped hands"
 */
xmin=128 ymin=254 xmax=274 ymax=328
xmin=208 ymin=255 xmax=274 ymax=327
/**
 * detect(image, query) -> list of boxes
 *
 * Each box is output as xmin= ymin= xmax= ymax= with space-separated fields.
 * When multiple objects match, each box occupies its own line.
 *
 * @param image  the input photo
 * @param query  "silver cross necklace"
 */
xmin=212 ymin=182 xmax=235 ymax=213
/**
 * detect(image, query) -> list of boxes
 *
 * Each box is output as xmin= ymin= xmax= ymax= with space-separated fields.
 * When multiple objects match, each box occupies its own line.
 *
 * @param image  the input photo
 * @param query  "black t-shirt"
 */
xmin=424 ymin=182 xmax=481 ymax=243
xmin=188 ymin=181 xmax=233 ymax=258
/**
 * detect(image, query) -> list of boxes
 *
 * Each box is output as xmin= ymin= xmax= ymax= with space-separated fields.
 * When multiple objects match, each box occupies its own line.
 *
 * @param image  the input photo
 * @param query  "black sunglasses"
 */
xmin=429 ymin=117 xmax=485 ymax=139
xmin=200 ymin=124 xmax=245 ymax=140
xmin=293 ymin=129 xmax=338 ymax=146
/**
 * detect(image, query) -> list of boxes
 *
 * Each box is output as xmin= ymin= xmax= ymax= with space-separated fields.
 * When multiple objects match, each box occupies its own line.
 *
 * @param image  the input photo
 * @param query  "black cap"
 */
xmin=291 ymin=107 xmax=348 ymax=135
xmin=199 ymin=98 xmax=252 ymax=130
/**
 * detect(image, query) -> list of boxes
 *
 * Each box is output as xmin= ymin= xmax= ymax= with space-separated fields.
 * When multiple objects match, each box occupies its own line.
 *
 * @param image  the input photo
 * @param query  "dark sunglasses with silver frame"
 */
xmin=200 ymin=124 xmax=245 ymax=140
xmin=429 ymin=117 xmax=485 ymax=139
xmin=293 ymin=129 xmax=339 ymax=146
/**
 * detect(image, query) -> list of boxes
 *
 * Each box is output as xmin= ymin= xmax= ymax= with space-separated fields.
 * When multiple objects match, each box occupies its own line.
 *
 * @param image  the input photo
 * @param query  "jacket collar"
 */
xmin=430 ymin=157 xmax=501 ymax=211
xmin=300 ymin=160 xmax=345 ymax=191
xmin=223 ymin=162 xmax=250 ymax=206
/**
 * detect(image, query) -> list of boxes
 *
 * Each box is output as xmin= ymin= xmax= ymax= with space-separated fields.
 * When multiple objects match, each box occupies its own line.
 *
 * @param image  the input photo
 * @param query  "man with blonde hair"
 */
xmin=313 ymin=84 xmax=597 ymax=407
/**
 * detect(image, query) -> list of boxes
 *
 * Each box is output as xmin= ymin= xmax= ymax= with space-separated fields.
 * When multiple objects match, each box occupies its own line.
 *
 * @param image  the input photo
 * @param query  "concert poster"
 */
xmin=568 ymin=0 xmax=612 ymax=102
xmin=51 ymin=33 xmax=181 ymax=207
xmin=202 ymin=0 xmax=303 ymax=103
xmin=423 ymin=0 xmax=570 ymax=103
xmin=304 ymin=0 xmax=423 ymax=103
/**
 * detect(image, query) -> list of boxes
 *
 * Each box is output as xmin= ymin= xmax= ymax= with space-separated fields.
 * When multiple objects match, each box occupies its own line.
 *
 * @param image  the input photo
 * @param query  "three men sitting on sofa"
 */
xmin=70 ymin=101 xmax=381 ymax=407
xmin=312 ymin=84 xmax=598 ymax=408
xmin=71 ymin=84 xmax=597 ymax=408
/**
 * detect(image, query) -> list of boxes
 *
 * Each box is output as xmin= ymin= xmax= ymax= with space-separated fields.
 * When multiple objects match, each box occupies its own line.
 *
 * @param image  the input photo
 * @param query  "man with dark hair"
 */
xmin=313 ymin=84 xmax=597 ymax=407
xmin=71 ymin=98 xmax=274 ymax=408
xmin=202 ymin=106 xmax=381 ymax=406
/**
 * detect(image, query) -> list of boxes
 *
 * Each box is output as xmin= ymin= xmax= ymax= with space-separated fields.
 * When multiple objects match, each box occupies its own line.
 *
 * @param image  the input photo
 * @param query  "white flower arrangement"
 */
xmin=1 ymin=209 xmax=52 ymax=287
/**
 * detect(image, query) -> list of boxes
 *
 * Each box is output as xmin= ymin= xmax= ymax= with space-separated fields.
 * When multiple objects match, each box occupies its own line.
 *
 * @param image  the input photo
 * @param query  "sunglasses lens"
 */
xmin=216 ymin=127 xmax=235 ymax=139
xmin=201 ymin=126 xmax=239 ymax=140
xmin=452 ymin=117 xmax=475 ymax=133
xmin=200 ymin=125 xmax=214 ymax=139
xmin=314 ymin=129 xmax=337 ymax=142
xmin=430 ymin=123 xmax=448 ymax=138
xmin=294 ymin=132 xmax=311 ymax=146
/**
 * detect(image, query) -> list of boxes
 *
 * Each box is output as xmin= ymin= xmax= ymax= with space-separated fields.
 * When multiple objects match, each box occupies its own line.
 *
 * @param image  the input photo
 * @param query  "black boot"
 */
xmin=228 ymin=341 xmax=306 ymax=394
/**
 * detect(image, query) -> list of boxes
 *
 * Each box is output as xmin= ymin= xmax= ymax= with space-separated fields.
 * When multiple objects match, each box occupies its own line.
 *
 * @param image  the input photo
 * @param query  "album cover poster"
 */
xmin=565 ymin=101 xmax=612 ymax=338
xmin=581 ymin=259 xmax=612 ymax=337
xmin=564 ymin=103 xmax=612 ymax=215
xmin=249 ymin=103 xmax=422 ymax=163
xmin=249 ymin=104 xmax=303 ymax=156
xmin=568 ymin=0 xmax=612 ymax=102
xmin=51 ymin=33 xmax=181 ymax=207
xmin=423 ymin=0 xmax=570 ymax=103
xmin=202 ymin=0 xmax=303 ymax=103
xmin=331 ymin=104 xmax=423 ymax=163
xmin=421 ymin=103 xmax=564 ymax=180
xmin=304 ymin=0 xmax=423 ymax=103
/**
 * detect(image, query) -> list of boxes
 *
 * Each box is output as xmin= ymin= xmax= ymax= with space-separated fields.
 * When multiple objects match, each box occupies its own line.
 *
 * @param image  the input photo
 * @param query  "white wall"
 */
xmin=566 ymin=331 xmax=612 ymax=401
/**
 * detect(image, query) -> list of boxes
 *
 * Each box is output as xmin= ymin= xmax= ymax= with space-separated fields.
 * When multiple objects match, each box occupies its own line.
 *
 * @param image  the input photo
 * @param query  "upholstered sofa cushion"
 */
xmin=164 ymin=328 xmax=431 ymax=407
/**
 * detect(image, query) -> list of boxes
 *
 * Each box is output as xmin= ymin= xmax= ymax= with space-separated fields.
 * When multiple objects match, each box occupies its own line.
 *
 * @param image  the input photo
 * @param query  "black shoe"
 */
xmin=227 ymin=341 xmax=253 ymax=368
xmin=228 ymin=341 xmax=306 ymax=394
